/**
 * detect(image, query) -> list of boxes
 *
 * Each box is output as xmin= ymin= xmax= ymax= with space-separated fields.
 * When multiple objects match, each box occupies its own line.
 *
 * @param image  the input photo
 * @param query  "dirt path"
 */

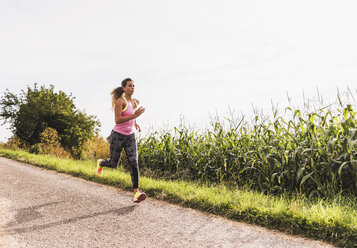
xmin=0 ymin=157 xmax=335 ymax=248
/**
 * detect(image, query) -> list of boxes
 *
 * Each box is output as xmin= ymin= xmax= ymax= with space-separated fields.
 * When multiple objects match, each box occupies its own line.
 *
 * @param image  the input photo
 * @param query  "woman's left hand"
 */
xmin=134 ymin=122 xmax=142 ymax=132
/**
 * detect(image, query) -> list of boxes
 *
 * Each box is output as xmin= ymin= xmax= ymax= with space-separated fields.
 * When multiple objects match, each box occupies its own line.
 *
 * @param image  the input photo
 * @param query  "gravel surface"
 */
xmin=0 ymin=157 xmax=336 ymax=248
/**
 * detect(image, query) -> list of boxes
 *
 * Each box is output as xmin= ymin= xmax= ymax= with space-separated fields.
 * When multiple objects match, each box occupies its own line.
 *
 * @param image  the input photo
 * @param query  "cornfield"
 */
xmin=138 ymin=104 xmax=357 ymax=198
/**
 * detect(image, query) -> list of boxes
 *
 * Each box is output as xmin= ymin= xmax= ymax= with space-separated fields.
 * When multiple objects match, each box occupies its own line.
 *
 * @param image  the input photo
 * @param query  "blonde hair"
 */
xmin=111 ymin=87 xmax=123 ymax=109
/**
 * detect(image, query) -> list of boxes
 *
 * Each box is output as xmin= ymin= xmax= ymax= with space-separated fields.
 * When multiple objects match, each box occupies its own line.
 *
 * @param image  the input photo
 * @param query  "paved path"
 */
xmin=0 ymin=157 xmax=335 ymax=248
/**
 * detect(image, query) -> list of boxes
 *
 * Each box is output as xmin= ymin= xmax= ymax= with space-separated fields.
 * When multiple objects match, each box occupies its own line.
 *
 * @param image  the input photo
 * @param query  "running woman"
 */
xmin=96 ymin=78 xmax=146 ymax=203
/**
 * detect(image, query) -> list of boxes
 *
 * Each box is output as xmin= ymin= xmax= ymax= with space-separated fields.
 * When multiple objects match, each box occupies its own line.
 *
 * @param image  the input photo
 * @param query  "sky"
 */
xmin=1 ymin=0 xmax=357 ymax=142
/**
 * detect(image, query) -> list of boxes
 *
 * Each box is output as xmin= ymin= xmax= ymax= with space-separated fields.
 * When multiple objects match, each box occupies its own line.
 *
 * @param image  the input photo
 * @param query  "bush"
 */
xmin=40 ymin=127 xmax=61 ymax=147
xmin=39 ymin=143 xmax=71 ymax=158
xmin=2 ymin=135 xmax=28 ymax=150
xmin=29 ymin=144 xmax=42 ymax=154
xmin=37 ymin=127 xmax=71 ymax=158
xmin=82 ymin=135 xmax=110 ymax=160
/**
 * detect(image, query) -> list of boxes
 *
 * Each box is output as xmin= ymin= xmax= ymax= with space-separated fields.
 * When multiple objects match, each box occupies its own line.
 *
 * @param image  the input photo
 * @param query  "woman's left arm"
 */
xmin=133 ymin=98 xmax=142 ymax=132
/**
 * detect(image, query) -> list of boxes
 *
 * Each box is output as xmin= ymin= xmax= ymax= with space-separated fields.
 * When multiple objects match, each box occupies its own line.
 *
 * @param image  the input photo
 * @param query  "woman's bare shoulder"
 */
xmin=115 ymin=98 xmax=126 ymax=108
xmin=116 ymin=98 xmax=125 ymax=104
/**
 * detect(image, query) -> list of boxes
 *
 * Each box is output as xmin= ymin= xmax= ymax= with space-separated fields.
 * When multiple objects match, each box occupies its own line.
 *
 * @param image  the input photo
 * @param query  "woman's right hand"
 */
xmin=134 ymin=106 xmax=145 ymax=118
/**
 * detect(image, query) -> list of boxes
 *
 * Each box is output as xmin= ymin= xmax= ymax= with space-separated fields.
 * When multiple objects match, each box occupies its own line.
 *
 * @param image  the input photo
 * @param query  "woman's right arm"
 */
xmin=114 ymin=99 xmax=145 ymax=124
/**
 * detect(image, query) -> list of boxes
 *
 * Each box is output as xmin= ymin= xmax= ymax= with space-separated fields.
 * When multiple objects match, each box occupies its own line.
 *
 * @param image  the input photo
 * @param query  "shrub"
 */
xmin=29 ymin=144 xmax=42 ymax=154
xmin=39 ymin=127 xmax=61 ymax=146
xmin=38 ymin=127 xmax=71 ymax=158
xmin=82 ymin=135 xmax=110 ymax=160
xmin=2 ymin=135 xmax=28 ymax=150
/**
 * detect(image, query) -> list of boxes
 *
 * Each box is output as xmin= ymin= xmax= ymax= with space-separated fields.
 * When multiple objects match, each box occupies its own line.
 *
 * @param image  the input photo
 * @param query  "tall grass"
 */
xmin=138 ymin=103 xmax=357 ymax=199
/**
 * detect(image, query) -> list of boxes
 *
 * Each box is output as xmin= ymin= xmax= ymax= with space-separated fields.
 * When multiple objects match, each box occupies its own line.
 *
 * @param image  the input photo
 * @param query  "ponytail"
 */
xmin=111 ymin=77 xmax=133 ymax=109
xmin=111 ymin=87 xmax=124 ymax=109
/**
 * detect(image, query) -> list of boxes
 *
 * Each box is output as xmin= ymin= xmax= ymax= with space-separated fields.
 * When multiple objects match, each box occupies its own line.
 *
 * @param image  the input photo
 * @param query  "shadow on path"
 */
xmin=4 ymin=204 xmax=137 ymax=235
xmin=6 ymin=201 xmax=64 ymax=227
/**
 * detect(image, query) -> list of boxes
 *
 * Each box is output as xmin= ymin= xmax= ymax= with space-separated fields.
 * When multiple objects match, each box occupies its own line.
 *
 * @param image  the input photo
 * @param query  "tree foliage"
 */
xmin=0 ymin=84 xmax=100 ymax=158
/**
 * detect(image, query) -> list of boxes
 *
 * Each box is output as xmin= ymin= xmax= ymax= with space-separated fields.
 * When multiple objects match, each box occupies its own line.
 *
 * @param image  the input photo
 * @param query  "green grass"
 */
xmin=1 ymin=148 xmax=356 ymax=247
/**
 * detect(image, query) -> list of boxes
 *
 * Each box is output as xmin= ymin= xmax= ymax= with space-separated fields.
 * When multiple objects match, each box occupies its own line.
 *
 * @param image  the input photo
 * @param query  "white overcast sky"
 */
xmin=1 ymin=0 xmax=357 ymax=141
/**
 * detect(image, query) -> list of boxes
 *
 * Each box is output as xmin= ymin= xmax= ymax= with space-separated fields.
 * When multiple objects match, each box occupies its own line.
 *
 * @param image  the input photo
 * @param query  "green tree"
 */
xmin=0 ymin=84 xmax=100 ymax=158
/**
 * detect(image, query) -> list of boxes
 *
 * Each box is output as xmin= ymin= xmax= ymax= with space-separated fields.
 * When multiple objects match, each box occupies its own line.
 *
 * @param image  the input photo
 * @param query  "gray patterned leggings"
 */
xmin=101 ymin=130 xmax=139 ymax=189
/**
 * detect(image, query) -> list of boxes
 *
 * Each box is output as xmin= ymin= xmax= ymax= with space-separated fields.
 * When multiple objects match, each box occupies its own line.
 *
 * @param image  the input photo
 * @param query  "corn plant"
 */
xmin=137 ymin=104 xmax=357 ymax=198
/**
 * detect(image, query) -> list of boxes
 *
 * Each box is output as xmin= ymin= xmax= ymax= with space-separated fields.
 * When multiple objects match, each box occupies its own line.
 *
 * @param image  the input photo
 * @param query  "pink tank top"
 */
xmin=113 ymin=97 xmax=136 ymax=135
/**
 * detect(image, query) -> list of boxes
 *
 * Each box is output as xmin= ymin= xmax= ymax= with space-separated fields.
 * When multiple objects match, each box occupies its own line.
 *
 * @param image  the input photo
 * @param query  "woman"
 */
xmin=96 ymin=78 xmax=146 ymax=203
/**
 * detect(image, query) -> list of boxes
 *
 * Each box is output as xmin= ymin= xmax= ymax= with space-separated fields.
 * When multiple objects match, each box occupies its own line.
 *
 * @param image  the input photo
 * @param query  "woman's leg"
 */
xmin=123 ymin=134 xmax=139 ymax=190
xmin=123 ymin=134 xmax=146 ymax=203
xmin=101 ymin=131 xmax=125 ymax=168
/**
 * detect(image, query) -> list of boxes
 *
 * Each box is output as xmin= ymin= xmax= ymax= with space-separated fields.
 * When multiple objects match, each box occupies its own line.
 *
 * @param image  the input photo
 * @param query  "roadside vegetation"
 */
xmin=138 ymin=103 xmax=357 ymax=200
xmin=0 ymin=148 xmax=355 ymax=247
xmin=1 ymin=86 xmax=356 ymax=247
xmin=0 ymin=84 xmax=99 ymax=158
